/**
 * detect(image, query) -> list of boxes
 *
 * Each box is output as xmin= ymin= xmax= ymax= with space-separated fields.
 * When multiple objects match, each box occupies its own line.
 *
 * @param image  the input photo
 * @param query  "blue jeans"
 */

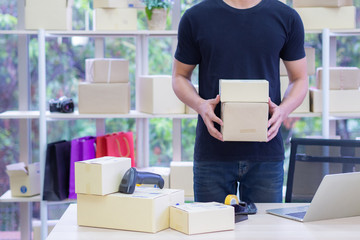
xmin=193 ymin=160 xmax=284 ymax=203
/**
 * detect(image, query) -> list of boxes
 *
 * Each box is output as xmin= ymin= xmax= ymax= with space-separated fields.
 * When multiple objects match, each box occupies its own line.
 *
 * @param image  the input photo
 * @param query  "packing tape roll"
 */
xmin=225 ymin=195 xmax=239 ymax=205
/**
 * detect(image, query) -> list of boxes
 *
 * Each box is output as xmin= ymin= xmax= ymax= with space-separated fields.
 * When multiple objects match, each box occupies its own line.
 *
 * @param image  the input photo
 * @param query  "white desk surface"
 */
xmin=47 ymin=203 xmax=360 ymax=240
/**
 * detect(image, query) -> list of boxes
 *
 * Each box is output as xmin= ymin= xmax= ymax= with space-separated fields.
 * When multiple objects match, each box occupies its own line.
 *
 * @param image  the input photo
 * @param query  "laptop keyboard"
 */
xmin=286 ymin=211 xmax=307 ymax=219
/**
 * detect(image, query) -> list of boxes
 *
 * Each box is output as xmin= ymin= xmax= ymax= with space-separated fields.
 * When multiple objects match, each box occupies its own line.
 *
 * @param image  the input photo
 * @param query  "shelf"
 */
xmin=0 ymin=30 xmax=38 ymax=35
xmin=45 ymin=30 xmax=178 ymax=38
xmin=0 ymin=190 xmax=41 ymax=203
xmin=0 ymin=111 xmax=39 ymax=119
xmin=47 ymin=110 xmax=197 ymax=120
xmin=288 ymin=112 xmax=321 ymax=118
xmin=330 ymin=112 xmax=360 ymax=120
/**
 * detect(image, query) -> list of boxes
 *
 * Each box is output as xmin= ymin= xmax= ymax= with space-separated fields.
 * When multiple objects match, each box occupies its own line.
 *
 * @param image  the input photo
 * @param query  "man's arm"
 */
xmin=267 ymin=57 xmax=308 ymax=141
xmin=172 ymin=59 xmax=223 ymax=141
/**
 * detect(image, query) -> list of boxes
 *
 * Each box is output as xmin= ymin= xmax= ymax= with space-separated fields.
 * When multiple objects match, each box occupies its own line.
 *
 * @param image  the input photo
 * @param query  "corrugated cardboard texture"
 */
xmin=170 ymin=202 xmax=234 ymax=235
xmin=295 ymin=6 xmax=356 ymax=30
xmin=138 ymin=75 xmax=185 ymax=114
xmin=78 ymin=82 xmax=130 ymax=114
xmin=219 ymin=80 xmax=268 ymax=103
xmin=316 ymin=67 xmax=360 ymax=90
xmin=75 ymin=157 xmax=131 ymax=195
xmin=77 ymin=188 xmax=184 ymax=233
xmin=221 ymin=102 xmax=268 ymax=142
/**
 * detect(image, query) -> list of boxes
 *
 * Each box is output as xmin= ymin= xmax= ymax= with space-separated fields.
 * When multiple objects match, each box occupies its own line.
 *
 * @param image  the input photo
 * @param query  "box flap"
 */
xmin=79 ymin=156 xmax=129 ymax=165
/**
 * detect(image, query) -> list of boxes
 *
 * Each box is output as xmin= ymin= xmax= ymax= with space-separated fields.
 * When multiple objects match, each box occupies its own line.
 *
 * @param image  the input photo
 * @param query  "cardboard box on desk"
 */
xmin=294 ymin=6 xmax=356 ymax=30
xmin=78 ymin=82 xmax=130 ymax=114
xmin=170 ymin=161 xmax=194 ymax=198
xmin=75 ymin=157 xmax=131 ymax=196
xmin=293 ymin=0 xmax=353 ymax=7
xmin=170 ymin=202 xmax=234 ymax=235
xmin=280 ymin=47 xmax=316 ymax=76
xmin=85 ymin=58 xmax=129 ymax=83
xmin=221 ymin=102 xmax=268 ymax=142
xmin=77 ymin=188 xmax=185 ymax=233
xmin=310 ymin=88 xmax=360 ymax=112
xmin=6 ymin=162 xmax=40 ymax=197
xmin=280 ymin=76 xmax=310 ymax=113
xmin=219 ymin=80 xmax=269 ymax=103
xmin=316 ymin=67 xmax=360 ymax=90
xmin=25 ymin=0 xmax=72 ymax=30
xmin=94 ymin=8 xmax=137 ymax=31
xmin=93 ymin=0 xmax=128 ymax=8
xmin=138 ymin=75 xmax=185 ymax=114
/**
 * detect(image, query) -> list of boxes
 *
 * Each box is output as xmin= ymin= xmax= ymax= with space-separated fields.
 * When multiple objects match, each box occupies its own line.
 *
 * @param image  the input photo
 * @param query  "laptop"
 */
xmin=266 ymin=172 xmax=360 ymax=222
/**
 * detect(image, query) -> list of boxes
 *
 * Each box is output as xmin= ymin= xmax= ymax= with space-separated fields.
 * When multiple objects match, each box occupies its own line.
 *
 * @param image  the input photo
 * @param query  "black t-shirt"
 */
xmin=175 ymin=0 xmax=305 ymax=162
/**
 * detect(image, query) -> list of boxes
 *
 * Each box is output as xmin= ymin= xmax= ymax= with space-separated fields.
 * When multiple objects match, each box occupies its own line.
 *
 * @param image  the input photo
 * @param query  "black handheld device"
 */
xmin=118 ymin=167 xmax=164 ymax=194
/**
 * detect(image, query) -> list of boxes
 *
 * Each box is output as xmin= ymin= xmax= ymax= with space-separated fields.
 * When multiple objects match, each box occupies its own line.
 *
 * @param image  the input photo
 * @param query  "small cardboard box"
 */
xmin=136 ymin=167 xmax=170 ymax=188
xmin=280 ymin=47 xmax=316 ymax=76
xmin=78 ymin=82 xmax=130 ymax=114
xmin=280 ymin=76 xmax=310 ymax=113
xmin=75 ymin=157 xmax=131 ymax=196
xmin=138 ymin=75 xmax=185 ymax=114
xmin=310 ymin=88 xmax=360 ymax=112
xmin=85 ymin=58 xmax=129 ymax=83
xmin=170 ymin=202 xmax=234 ymax=235
xmin=293 ymin=0 xmax=353 ymax=7
xmin=93 ymin=0 xmax=128 ymax=8
xmin=295 ymin=6 xmax=356 ymax=30
xmin=25 ymin=0 xmax=72 ymax=30
xmin=221 ymin=102 xmax=268 ymax=142
xmin=170 ymin=161 xmax=194 ymax=198
xmin=316 ymin=67 xmax=360 ymax=90
xmin=6 ymin=162 xmax=40 ymax=197
xmin=219 ymin=80 xmax=269 ymax=103
xmin=94 ymin=8 xmax=137 ymax=31
xmin=77 ymin=188 xmax=185 ymax=233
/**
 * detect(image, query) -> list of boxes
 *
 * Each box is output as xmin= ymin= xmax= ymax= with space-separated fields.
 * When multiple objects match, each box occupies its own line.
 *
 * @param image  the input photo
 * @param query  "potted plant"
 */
xmin=142 ymin=0 xmax=173 ymax=30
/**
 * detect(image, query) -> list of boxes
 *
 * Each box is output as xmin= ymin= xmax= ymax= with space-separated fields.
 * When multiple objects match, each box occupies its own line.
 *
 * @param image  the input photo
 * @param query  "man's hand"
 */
xmin=198 ymin=95 xmax=223 ymax=141
xmin=267 ymin=98 xmax=287 ymax=142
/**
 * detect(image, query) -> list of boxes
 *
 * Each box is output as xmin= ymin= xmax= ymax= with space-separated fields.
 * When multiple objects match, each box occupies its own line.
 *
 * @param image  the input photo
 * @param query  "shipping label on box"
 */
xmin=170 ymin=161 xmax=194 ymax=198
xmin=170 ymin=202 xmax=234 ymax=235
xmin=75 ymin=156 xmax=131 ymax=195
xmin=310 ymin=88 xmax=360 ymax=113
xmin=93 ymin=0 xmax=128 ymax=8
xmin=295 ymin=6 xmax=356 ymax=30
xmin=78 ymin=82 xmax=130 ymax=114
xmin=293 ymin=0 xmax=353 ymax=7
xmin=138 ymin=75 xmax=185 ymax=114
xmin=94 ymin=8 xmax=137 ymax=31
xmin=280 ymin=47 xmax=316 ymax=76
xmin=316 ymin=67 xmax=360 ymax=90
xmin=219 ymin=79 xmax=269 ymax=103
xmin=85 ymin=58 xmax=129 ymax=83
xmin=6 ymin=162 xmax=40 ymax=197
xmin=280 ymin=76 xmax=310 ymax=113
xmin=25 ymin=0 xmax=72 ymax=30
xmin=221 ymin=102 xmax=268 ymax=142
xmin=77 ymin=188 xmax=185 ymax=233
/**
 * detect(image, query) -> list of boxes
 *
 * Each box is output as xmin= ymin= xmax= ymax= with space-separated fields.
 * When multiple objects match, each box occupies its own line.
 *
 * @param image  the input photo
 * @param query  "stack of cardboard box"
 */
xmin=310 ymin=67 xmax=360 ymax=112
xmin=280 ymin=47 xmax=316 ymax=113
xmin=93 ymin=0 xmax=137 ymax=31
xmin=78 ymin=58 xmax=131 ymax=114
xmin=138 ymin=75 xmax=185 ymax=114
xmin=220 ymin=80 xmax=269 ymax=142
xmin=76 ymin=157 xmax=186 ymax=233
xmin=293 ymin=0 xmax=356 ymax=30
xmin=25 ymin=0 xmax=73 ymax=30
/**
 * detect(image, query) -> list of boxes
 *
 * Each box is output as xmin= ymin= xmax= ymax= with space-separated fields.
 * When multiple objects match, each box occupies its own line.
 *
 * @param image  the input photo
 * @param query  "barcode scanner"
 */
xmin=118 ymin=167 xmax=164 ymax=194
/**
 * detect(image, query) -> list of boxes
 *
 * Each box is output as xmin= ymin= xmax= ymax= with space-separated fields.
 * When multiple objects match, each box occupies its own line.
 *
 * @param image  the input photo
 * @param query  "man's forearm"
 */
xmin=280 ymin=76 xmax=309 ymax=116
